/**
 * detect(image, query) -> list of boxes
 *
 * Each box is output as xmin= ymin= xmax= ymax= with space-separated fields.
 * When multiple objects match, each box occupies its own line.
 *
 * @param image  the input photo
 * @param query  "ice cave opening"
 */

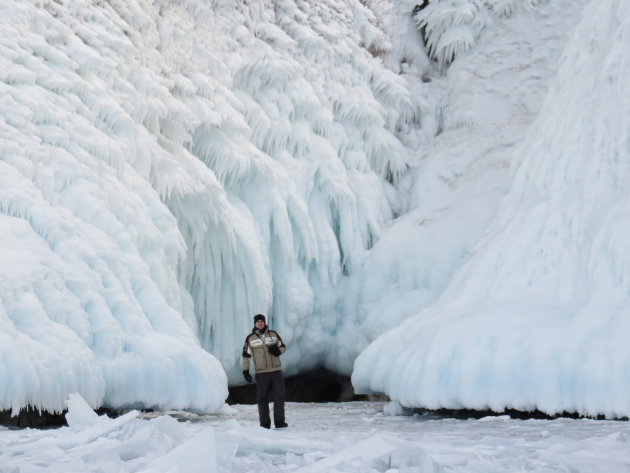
xmin=227 ymin=369 xmax=378 ymax=405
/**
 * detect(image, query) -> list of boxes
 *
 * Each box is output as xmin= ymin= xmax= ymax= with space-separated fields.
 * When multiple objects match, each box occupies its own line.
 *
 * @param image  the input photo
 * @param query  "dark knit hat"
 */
xmin=253 ymin=314 xmax=266 ymax=323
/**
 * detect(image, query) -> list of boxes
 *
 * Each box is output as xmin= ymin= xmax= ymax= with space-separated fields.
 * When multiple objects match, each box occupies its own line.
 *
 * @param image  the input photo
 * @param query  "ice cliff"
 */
xmin=2 ymin=0 xmax=627 ymax=418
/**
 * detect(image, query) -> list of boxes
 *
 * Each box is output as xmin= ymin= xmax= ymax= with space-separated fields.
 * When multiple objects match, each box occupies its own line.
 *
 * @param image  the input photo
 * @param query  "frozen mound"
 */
xmin=327 ymin=0 xmax=584 ymax=373
xmin=2 ymin=393 xmax=221 ymax=472
xmin=353 ymin=0 xmax=630 ymax=418
xmin=0 ymin=0 xmax=420 ymax=413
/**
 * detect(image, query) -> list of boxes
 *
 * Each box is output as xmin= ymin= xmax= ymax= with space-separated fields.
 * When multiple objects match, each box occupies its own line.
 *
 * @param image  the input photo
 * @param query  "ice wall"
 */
xmin=353 ymin=0 xmax=630 ymax=418
xmin=0 ymin=0 xmax=230 ymax=413
xmin=327 ymin=0 xmax=584 ymax=374
xmin=3 ymin=0 xmax=619 ymax=417
xmin=0 ymin=0 xmax=421 ymax=412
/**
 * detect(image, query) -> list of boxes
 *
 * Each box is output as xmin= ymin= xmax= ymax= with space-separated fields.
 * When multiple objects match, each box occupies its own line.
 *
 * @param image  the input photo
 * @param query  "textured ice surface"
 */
xmin=2 ymin=397 xmax=629 ymax=473
xmin=1 ymin=0 xmax=627 ymax=419
xmin=353 ymin=0 xmax=630 ymax=418
xmin=0 ymin=0 xmax=416 ymax=412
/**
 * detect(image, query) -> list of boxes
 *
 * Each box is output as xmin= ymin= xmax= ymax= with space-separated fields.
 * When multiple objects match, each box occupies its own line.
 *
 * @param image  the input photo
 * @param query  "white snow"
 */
xmin=1 ymin=395 xmax=629 ymax=473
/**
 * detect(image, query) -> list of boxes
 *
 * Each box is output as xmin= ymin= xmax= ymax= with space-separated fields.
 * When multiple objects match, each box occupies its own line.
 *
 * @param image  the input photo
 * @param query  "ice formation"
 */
xmin=330 ymin=0 xmax=585 ymax=373
xmin=353 ymin=0 xmax=630 ymax=418
xmin=0 ymin=0 xmax=419 ymax=413
xmin=1 ymin=0 xmax=627 ymax=419
xmin=4 ymin=396 xmax=630 ymax=473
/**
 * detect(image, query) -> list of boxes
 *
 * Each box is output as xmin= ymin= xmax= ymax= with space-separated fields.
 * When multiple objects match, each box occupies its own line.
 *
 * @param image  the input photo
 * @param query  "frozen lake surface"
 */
xmin=1 ymin=399 xmax=629 ymax=472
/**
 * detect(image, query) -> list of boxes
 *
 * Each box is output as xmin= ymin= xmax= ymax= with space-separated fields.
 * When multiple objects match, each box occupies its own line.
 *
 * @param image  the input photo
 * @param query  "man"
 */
xmin=242 ymin=314 xmax=288 ymax=429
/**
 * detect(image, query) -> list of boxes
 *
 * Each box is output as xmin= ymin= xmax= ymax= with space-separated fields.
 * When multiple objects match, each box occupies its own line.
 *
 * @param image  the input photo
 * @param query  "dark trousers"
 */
xmin=255 ymin=370 xmax=285 ymax=428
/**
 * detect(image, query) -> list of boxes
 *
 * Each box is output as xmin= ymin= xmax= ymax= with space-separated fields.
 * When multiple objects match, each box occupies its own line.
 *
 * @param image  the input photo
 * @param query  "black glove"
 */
xmin=243 ymin=370 xmax=252 ymax=383
xmin=268 ymin=344 xmax=282 ymax=357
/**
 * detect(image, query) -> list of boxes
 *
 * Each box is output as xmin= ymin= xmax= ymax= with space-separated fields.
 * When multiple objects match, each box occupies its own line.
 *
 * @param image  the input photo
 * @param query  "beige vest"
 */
xmin=242 ymin=329 xmax=286 ymax=374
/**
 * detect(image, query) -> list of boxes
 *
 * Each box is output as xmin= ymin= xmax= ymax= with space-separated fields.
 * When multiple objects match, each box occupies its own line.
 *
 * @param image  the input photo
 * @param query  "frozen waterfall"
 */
xmin=1 ymin=0 xmax=628 ymax=419
xmin=353 ymin=0 xmax=630 ymax=418
xmin=0 ymin=0 xmax=420 ymax=414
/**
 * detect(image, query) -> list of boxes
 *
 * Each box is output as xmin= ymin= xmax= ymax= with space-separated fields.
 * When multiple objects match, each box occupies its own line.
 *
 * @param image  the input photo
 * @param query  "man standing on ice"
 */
xmin=242 ymin=314 xmax=288 ymax=429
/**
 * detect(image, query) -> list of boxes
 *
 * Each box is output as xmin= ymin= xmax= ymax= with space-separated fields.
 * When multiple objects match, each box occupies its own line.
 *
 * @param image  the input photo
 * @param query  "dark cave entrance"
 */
xmin=227 ymin=368 xmax=374 ymax=404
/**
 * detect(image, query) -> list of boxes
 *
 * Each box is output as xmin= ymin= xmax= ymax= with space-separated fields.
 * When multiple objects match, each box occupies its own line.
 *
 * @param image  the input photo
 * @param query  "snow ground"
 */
xmin=1 ymin=397 xmax=629 ymax=473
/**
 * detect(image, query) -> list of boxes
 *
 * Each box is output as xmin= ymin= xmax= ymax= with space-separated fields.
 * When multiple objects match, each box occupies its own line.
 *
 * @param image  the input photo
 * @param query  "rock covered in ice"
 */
xmin=0 ymin=0 xmax=416 ymax=412
xmin=353 ymin=0 xmax=630 ymax=418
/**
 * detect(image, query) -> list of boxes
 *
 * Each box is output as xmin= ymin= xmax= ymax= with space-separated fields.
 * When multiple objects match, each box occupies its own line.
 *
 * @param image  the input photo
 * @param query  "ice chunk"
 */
xmin=139 ymin=427 xmax=217 ymax=473
xmin=65 ymin=393 xmax=100 ymax=430
xmin=383 ymin=401 xmax=413 ymax=417
xmin=294 ymin=435 xmax=397 ymax=473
